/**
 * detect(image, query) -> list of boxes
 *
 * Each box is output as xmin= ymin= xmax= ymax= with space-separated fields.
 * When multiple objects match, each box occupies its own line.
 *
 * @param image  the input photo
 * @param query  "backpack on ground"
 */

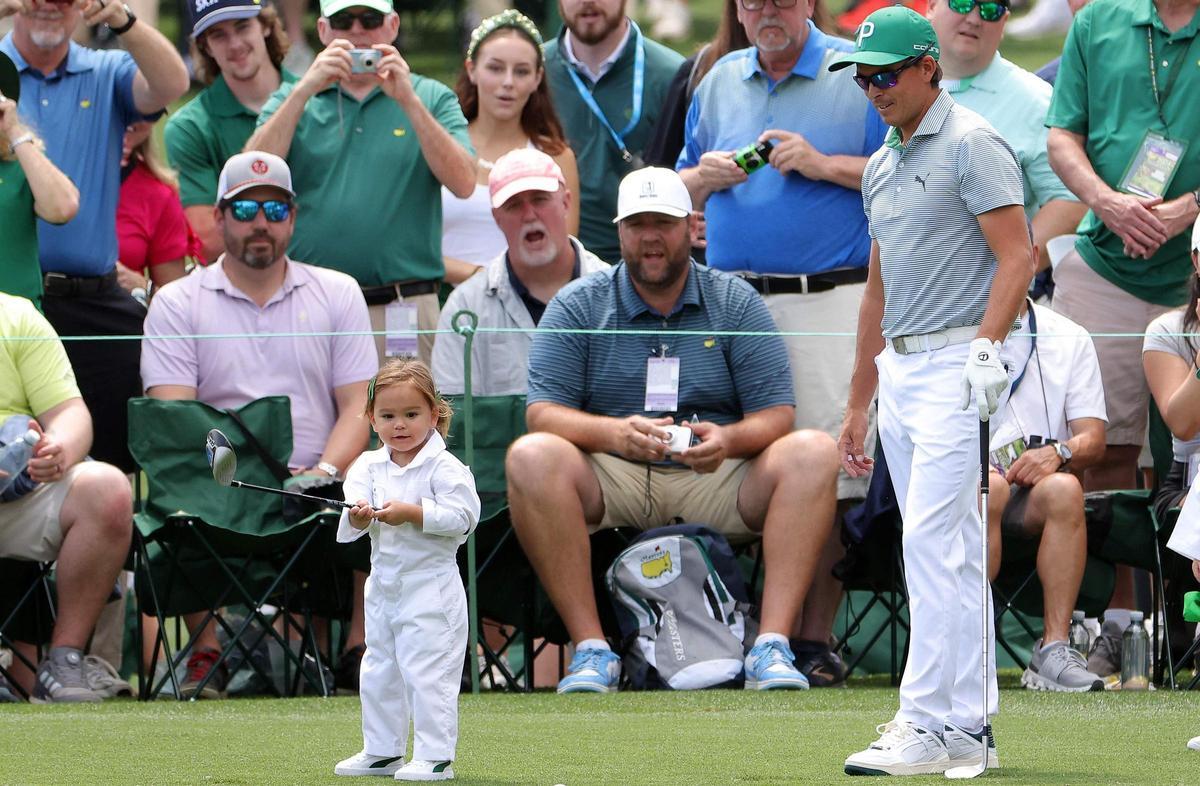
xmin=605 ymin=524 xmax=757 ymax=690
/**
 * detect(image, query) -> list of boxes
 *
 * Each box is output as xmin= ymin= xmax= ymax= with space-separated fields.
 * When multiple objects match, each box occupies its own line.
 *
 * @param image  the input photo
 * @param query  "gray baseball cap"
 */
xmin=217 ymin=151 xmax=295 ymax=203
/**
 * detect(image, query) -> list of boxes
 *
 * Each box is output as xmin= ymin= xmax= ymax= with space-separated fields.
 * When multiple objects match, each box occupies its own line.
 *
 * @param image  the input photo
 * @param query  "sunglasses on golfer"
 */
xmin=327 ymin=9 xmax=385 ymax=29
xmin=223 ymin=199 xmax=292 ymax=223
xmin=947 ymin=0 xmax=1010 ymax=22
xmin=852 ymin=43 xmax=935 ymax=91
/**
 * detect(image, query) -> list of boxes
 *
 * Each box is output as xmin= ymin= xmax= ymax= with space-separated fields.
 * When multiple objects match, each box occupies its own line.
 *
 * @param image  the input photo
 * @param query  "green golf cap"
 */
xmin=828 ymin=6 xmax=940 ymax=72
xmin=319 ymin=0 xmax=393 ymax=18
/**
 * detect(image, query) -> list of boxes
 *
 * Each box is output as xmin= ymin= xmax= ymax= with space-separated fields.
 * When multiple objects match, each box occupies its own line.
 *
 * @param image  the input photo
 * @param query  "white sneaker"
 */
xmin=943 ymin=722 xmax=1000 ymax=769
xmin=334 ymin=751 xmax=405 ymax=777
xmin=394 ymin=760 xmax=454 ymax=781
xmin=1188 ymin=736 xmax=1200 ymax=751
xmin=844 ymin=721 xmax=950 ymax=776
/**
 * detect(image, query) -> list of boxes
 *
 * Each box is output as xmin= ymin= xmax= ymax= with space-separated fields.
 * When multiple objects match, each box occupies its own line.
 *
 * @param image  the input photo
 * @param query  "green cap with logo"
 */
xmin=320 ymin=0 xmax=393 ymax=18
xmin=828 ymin=6 xmax=940 ymax=72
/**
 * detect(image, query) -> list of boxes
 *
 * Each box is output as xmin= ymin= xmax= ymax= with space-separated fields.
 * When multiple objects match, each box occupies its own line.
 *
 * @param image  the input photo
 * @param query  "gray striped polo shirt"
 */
xmin=862 ymin=90 xmax=1025 ymax=339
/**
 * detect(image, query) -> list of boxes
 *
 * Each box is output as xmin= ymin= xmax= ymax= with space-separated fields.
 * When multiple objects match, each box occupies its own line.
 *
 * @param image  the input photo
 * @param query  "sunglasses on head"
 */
xmin=853 ymin=43 xmax=934 ymax=91
xmin=223 ymin=199 xmax=292 ymax=222
xmin=947 ymin=0 xmax=1010 ymax=22
xmin=327 ymin=9 xmax=385 ymax=29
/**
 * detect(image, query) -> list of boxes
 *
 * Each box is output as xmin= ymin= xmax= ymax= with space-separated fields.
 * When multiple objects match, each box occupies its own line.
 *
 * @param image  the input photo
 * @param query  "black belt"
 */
xmin=737 ymin=267 xmax=868 ymax=295
xmin=360 ymin=279 xmax=440 ymax=306
xmin=42 ymin=270 xmax=118 ymax=298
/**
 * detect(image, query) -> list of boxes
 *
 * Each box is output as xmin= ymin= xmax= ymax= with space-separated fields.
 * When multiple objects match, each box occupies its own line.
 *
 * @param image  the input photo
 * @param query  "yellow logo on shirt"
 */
xmin=393 ymin=128 xmax=406 ymax=137
xmin=704 ymin=338 xmax=716 ymax=348
xmin=80 ymin=99 xmax=91 ymax=108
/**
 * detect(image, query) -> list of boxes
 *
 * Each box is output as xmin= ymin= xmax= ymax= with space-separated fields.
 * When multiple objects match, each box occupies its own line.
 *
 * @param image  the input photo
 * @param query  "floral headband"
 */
xmin=467 ymin=9 xmax=544 ymax=62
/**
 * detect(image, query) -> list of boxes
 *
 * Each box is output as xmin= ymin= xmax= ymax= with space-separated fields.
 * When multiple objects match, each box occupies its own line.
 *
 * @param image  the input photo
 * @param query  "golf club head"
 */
xmin=945 ymin=761 xmax=986 ymax=779
xmin=205 ymin=429 xmax=237 ymax=487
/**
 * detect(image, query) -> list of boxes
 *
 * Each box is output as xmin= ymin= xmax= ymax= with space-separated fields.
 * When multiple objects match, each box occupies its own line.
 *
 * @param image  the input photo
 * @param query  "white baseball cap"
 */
xmin=612 ymin=166 xmax=693 ymax=223
xmin=217 ymin=151 xmax=295 ymax=203
xmin=488 ymin=148 xmax=565 ymax=209
xmin=1192 ymin=212 xmax=1200 ymax=253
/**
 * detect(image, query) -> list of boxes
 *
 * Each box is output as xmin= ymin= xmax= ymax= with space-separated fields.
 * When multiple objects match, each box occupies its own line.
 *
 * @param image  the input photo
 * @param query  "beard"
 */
xmin=623 ymin=239 xmax=690 ymax=291
xmin=565 ymin=1 xmax=627 ymax=45
xmin=30 ymin=26 xmax=69 ymax=49
xmin=753 ymin=20 xmax=795 ymax=54
xmin=512 ymin=222 xmax=559 ymax=268
xmin=227 ymin=231 xmax=280 ymax=269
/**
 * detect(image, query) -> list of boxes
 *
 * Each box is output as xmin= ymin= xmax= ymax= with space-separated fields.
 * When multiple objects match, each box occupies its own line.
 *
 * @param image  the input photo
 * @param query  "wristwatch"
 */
xmin=8 ymin=133 xmax=34 ymax=156
xmin=1054 ymin=441 xmax=1073 ymax=469
xmin=315 ymin=461 xmax=340 ymax=478
xmin=108 ymin=5 xmax=137 ymax=35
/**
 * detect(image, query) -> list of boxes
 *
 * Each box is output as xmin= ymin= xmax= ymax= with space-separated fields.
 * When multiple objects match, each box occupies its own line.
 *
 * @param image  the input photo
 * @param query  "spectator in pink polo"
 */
xmin=140 ymin=151 xmax=378 ymax=698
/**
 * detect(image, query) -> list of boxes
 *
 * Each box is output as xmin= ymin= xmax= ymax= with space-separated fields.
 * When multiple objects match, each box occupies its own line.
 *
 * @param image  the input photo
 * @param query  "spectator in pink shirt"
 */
xmin=141 ymin=151 xmax=378 ymax=698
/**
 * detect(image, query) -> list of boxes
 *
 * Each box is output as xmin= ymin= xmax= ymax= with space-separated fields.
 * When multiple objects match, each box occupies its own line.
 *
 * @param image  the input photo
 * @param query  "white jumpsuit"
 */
xmin=338 ymin=431 xmax=481 ymax=762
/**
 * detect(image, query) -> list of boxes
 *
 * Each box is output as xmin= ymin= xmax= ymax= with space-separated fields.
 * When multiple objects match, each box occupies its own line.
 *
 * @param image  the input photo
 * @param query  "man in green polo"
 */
xmin=831 ymin=6 xmax=1033 ymax=776
xmin=247 ymin=0 xmax=476 ymax=363
xmin=165 ymin=0 xmax=295 ymax=264
xmin=1045 ymin=0 xmax=1200 ymax=676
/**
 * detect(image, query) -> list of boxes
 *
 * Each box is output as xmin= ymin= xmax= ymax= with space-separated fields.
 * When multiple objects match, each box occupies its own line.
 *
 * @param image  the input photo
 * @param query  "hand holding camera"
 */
xmin=696 ymin=150 xmax=748 ymax=193
xmin=673 ymin=420 xmax=728 ymax=475
xmin=298 ymin=39 xmax=354 ymax=97
xmin=759 ymin=129 xmax=828 ymax=181
xmin=373 ymin=44 xmax=417 ymax=107
xmin=614 ymin=415 xmax=673 ymax=462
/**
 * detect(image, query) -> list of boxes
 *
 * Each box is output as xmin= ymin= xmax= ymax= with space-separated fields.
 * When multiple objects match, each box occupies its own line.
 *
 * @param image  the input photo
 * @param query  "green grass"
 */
xmin=3 ymin=682 xmax=1199 ymax=785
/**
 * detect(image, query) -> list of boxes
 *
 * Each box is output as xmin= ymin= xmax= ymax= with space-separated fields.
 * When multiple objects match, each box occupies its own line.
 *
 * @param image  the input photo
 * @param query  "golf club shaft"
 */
xmin=230 ymin=479 xmax=352 ymax=509
xmin=979 ymin=416 xmax=990 ymax=772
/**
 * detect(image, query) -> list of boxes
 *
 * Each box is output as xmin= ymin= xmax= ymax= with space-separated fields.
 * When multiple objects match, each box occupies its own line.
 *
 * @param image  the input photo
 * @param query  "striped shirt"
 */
xmin=526 ymin=261 xmax=794 ymax=423
xmin=862 ymin=90 xmax=1024 ymax=338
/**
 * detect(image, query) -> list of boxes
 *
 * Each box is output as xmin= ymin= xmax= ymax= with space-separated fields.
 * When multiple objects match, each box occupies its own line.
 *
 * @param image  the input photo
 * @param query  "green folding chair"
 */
xmin=128 ymin=396 xmax=348 ymax=699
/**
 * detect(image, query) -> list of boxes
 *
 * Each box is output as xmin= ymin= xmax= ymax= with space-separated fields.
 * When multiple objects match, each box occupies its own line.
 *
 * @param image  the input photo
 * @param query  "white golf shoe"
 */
xmin=394 ymin=759 xmax=454 ymax=781
xmin=333 ymin=751 xmax=404 ymax=777
xmin=844 ymin=721 xmax=950 ymax=776
xmin=943 ymin=722 xmax=1000 ymax=769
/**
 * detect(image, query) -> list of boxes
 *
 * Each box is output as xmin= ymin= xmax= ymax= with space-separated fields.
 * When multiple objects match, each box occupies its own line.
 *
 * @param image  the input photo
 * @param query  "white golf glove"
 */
xmin=960 ymin=338 xmax=1008 ymax=422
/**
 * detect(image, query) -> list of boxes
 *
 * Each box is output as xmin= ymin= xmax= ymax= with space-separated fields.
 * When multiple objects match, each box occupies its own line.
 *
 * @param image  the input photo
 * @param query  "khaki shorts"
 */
xmin=763 ymin=282 xmax=872 ymax=500
xmin=0 ymin=463 xmax=87 ymax=562
xmin=1051 ymin=249 xmax=1173 ymax=445
xmin=586 ymin=453 xmax=756 ymax=543
xmin=367 ymin=290 xmax=440 ymax=366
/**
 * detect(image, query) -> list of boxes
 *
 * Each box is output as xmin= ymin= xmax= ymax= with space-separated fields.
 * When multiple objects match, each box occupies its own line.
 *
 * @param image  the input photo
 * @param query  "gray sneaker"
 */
xmin=1087 ymin=620 xmax=1124 ymax=677
xmin=30 ymin=647 xmax=103 ymax=704
xmin=83 ymin=654 xmax=132 ymax=698
xmin=1022 ymin=639 xmax=1104 ymax=692
xmin=0 ymin=671 xmax=20 ymax=703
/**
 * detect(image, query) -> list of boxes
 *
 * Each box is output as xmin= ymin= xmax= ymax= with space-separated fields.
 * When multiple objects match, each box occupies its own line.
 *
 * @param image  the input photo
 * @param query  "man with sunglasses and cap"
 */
xmin=830 ymin=6 xmax=1034 ymax=776
xmin=165 ymin=0 xmax=295 ymax=264
xmin=928 ymin=0 xmax=1086 ymax=274
xmin=247 ymin=0 xmax=476 ymax=365
xmin=1 ymin=0 xmax=188 ymax=475
xmin=142 ymin=151 xmax=378 ymax=698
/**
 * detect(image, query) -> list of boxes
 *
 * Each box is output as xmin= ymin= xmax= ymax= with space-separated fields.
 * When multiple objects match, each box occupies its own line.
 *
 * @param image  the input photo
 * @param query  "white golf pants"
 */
xmin=359 ymin=568 xmax=468 ymax=761
xmin=877 ymin=342 xmax=1001 ymax=733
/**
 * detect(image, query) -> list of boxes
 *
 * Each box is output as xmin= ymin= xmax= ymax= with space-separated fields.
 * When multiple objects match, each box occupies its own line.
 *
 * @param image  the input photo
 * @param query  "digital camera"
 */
xmin=349 ymin=49 xmax=380 ymax=74
xmin=732 ymin=140 xmax=774 ymax=175
xmin=662 ymin=425 xmax=693 ymax=455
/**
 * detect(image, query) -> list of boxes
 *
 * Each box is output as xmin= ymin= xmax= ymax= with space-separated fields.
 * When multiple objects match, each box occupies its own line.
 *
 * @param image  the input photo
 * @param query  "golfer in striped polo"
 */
xmin=830 ymin=7 xmax=1035 ymax=777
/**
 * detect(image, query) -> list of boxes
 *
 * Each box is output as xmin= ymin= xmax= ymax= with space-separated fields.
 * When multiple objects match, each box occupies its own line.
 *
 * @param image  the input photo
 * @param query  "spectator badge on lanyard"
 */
xmin=565 ymin=21 xmax=646 ymax=167
xmin=1118 ymin=28 xmax=1193 ymax=199
xmin=384 ymin=301 xmax=419 ymax=358
xmin=645 ymin=351 xmax=680 ymax=412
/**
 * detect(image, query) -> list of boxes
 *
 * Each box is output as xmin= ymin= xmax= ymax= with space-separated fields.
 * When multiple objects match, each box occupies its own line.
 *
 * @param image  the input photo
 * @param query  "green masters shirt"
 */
xmin=0 ymin=159 xmax=42 ymax=308
xmin=257 ymin=76 xmax=472 ymax=286
xmin=1046 ymin=0 xmax=1200 ymax=306
xmin=164 ymin=71 xmax=298 ymax=209
xmin=545 ymin=24 xmax=683 ymax=263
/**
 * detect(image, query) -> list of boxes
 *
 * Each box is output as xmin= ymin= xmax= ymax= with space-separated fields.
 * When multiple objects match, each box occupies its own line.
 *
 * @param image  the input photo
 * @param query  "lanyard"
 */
xmin=565 ymin=21 xmax=645 ymax=163
xmin=1147 ymin=25 xmax=1198 ymax=132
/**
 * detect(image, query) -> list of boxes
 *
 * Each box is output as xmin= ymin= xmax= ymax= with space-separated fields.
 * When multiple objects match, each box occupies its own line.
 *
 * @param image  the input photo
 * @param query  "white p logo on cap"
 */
xmin=856 ymin=21 xmax=875 ymax=47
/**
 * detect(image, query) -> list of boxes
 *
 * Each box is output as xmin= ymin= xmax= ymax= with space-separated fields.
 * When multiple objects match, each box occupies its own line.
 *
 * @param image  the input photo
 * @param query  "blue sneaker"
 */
xmin=744 ymin=639 xmax=810 ymax=690
xmin=556 ymin=647 xmax=621 ymax=694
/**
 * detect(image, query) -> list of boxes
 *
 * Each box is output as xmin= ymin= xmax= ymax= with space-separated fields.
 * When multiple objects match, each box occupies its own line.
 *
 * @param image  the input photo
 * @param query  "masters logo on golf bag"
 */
xmin=606 ymin=524 xmax=757 ymax=690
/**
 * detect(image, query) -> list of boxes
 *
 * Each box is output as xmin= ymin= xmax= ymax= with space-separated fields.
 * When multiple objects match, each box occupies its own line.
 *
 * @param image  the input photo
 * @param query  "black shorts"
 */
xmin=1000 ymin=484 xmax=1034 ymax=536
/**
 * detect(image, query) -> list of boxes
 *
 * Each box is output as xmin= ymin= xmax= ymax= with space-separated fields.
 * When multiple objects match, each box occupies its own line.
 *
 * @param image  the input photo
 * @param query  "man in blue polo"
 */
xmin=506 ymin=166 xmax=840 ymax=694
xmin=676 ymin=0 xmax=887 ymax=685
xmin=1 ymin=0 xmax=189 ymax=472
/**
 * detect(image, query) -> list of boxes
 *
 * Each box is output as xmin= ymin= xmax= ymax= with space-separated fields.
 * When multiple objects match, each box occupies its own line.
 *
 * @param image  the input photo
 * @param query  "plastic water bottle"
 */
xmin=1120 ymin=610 xmax=1150 ymax=691
xmin=0 ymin=429 xmax=39 ymax=497
xmin=1069 ymin=610 xmax=1091 ymax=657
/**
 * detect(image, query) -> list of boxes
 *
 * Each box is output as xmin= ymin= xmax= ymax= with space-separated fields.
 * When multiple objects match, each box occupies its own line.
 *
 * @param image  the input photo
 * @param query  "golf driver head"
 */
xmin=205 ymin=429 xmax=237 ymax=487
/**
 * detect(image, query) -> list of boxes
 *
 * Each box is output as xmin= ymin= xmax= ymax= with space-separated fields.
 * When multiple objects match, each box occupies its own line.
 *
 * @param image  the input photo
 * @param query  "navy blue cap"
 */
xmin=188 ymin=0 xmax=263 ymax=38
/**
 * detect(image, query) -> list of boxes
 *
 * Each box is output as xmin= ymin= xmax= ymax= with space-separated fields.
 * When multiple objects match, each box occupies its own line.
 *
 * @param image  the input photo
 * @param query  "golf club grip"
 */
xmin=230 ymin=480 xmax=352 ymax=509
xmin=979 ymin=418 xmax=989 ymax=493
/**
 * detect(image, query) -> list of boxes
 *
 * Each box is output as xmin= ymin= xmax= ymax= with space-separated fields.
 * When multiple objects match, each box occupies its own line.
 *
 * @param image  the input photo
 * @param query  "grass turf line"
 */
xmin=2 ymin=686 xmax=1199 ymax=785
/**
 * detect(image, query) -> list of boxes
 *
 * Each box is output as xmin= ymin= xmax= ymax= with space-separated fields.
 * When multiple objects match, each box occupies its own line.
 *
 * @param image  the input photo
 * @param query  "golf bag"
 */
xmin=605 ymin=524 xmax=756 ymax=690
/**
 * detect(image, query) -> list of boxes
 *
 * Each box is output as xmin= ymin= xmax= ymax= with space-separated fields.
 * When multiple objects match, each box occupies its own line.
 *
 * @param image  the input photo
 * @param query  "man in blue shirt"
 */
xmin=1 ymin=0 xmax=188 ymax=472
xmin=677 ymin=0 xmax=887 ymax=684
xmin=507 ymin=167 xmax=840 ymax=694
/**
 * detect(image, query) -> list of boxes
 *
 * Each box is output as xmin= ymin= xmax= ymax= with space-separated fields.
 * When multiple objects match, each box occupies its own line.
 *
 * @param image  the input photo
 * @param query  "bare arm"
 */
xmin=761 ymin=129 xmax=868 ymax=191
xmin=146 ymin=384 xmax=197 ymax=400
xmin=185 ymin=206 xmax=223 ymax=264
xmin=311 ymin=380 xmax=370 ymax=475
xmin=837 ymin=241 xmax=885 ymax=477
xmin=679 ymin=152 xmax=747 ymax=207
xmin=677 ymin=405 xmax=793 ymax=474
xmin=1145 ymin=348 xmax=1200 ymax=441
xmin=976 ymin=204 xmax=1036 ymax=344
xmin=1030 ymin=198 xmax=1088 ymax=272
xmin=526 ymin=401 xmax=637 ymax=456
xmin=1047 ymin=127 xmax=1169 ymax=258
xmin=148 ymin=260 xmax=187 ymax=289
xmin=80 ymin=0 xmax=188 ymax=115
xmin=555 ymin=146 xmax=581 ymax=236
xmin=34 ymin=397 xmax=93 ymax=470
xmin=1006 ymin=416 xmax=1105 ymax=487
xmin=1064 ymin=417 xmax=1106 ymax=471
xmin=15 ymin=141 xmax=79 ymax=224
xmin=245 ymin=42 xmax=353 ymax=157
xmin=442 ymin=257 xmax=482 ymax=286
